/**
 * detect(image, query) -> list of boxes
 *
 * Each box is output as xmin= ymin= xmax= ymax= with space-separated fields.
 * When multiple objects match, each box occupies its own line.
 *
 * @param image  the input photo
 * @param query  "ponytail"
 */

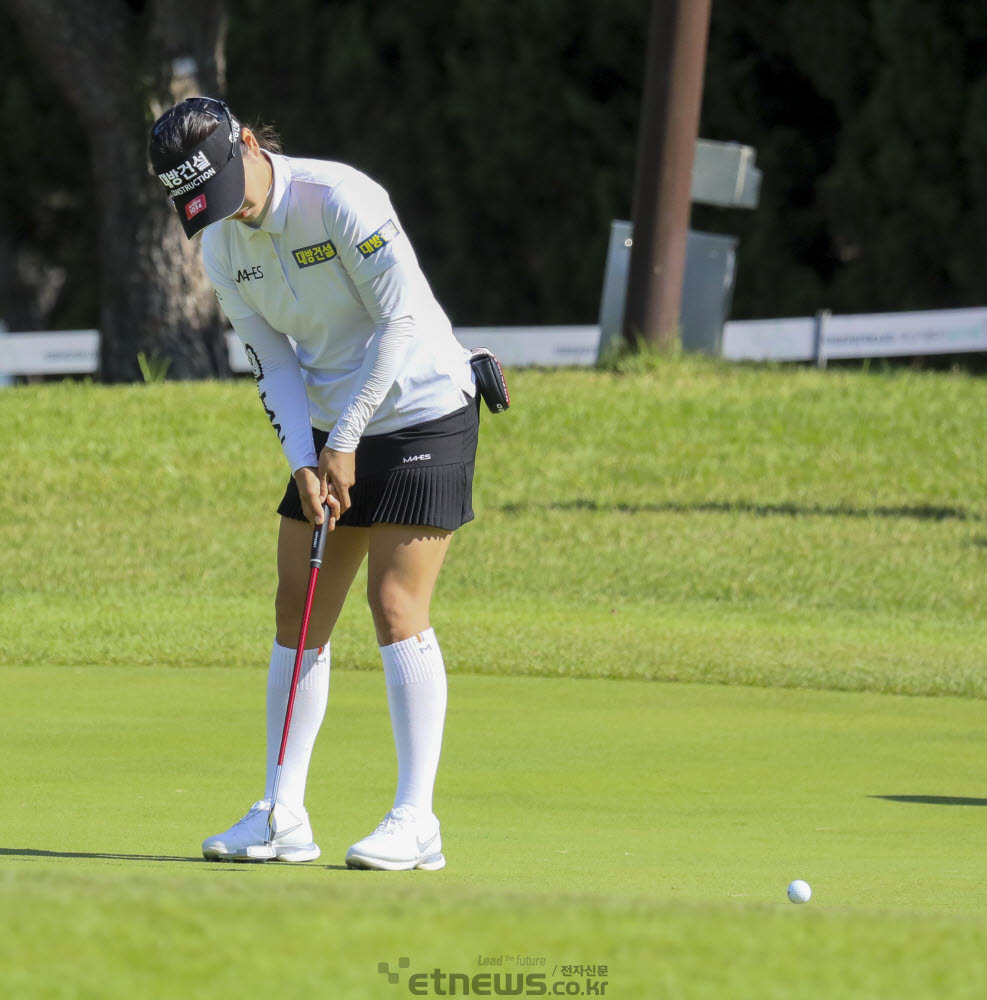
xmin=243 ymin=122 xmax=283 ymax=154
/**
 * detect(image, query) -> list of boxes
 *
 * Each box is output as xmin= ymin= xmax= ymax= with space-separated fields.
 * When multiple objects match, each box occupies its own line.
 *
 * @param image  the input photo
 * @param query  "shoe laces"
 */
xmin=375 ymin=805 xmax=419 ymax=833
xmin=236 ymin=800 xmax=270 ymax=824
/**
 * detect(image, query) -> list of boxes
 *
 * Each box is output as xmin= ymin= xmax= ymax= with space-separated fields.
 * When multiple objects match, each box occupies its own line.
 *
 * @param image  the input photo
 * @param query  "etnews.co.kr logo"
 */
xmin=377 ymin=957 xmax=610 ymax=996
xmin=379 ymin=958 xmax=410 ymax=984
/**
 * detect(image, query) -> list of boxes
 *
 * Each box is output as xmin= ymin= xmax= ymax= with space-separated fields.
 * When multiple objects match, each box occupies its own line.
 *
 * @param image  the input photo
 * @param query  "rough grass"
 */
xmin=1 ymin=360 xmax=985 ymax=696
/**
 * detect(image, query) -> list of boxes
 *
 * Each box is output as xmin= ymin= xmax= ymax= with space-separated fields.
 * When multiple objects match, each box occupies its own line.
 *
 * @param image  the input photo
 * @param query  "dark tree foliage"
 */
xmin=1 ymin=0 xmax=985 ymax=365
xmin=696 ymin=0 xmax=987 ymax=318
xmin=0 ymin=0 xmax=231 ymax=380
xmin=0 ymin=33 xmax=97 ymax=332
xmin=224 ymin=0 xmax=648 ymax=325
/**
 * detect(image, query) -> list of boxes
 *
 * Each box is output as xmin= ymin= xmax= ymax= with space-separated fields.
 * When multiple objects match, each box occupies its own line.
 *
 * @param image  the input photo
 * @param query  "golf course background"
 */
xmin=1 ymin=358 xmax=985 ymax=998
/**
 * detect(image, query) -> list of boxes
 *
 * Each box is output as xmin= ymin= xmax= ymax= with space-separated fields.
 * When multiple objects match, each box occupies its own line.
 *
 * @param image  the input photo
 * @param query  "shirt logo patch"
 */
xmin=293 ymin=240 xmax=338 ymax=268
xmin=357 ymin=219 xmax=399 ymax=258
xmin=185 ymin=194 xmax=207 ymax=220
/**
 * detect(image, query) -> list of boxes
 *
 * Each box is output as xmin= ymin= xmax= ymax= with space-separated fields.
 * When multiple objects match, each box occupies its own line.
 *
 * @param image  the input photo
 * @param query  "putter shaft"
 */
xmin=265 ymin=504 xmax=331 ymax=848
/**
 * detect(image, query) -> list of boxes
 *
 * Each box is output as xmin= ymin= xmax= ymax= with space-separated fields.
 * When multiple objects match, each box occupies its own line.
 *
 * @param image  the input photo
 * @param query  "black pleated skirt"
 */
xmin=277 ymin=397 xmax=479 ymax=531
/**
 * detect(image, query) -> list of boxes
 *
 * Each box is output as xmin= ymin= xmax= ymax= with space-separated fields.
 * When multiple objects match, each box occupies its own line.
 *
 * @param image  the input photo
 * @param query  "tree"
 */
xmin=224 ymin=0 xmax=650 ymax=327
xmin=696 ymin=0 xmax=987 ymax=320
xmin=818 ymin=0 xmax=987 ymax=312
xmin=693 ymin=0 xmax=846 ymax=319
xmin=4 ymin=0 xmax=986 ymax=337
xmin=0 ymin=42 xmax=95 ymax=333
xmin=0 ymin=0 xmax=230 ymax=381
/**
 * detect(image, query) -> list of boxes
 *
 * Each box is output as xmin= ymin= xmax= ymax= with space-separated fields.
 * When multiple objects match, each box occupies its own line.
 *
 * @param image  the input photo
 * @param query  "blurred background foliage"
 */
xmin=2 ymin=0 xmax=986 ymax=331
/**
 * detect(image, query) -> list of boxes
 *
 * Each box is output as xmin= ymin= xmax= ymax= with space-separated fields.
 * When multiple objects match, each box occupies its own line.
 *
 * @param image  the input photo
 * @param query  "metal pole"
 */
xmin=814 ymin=309 xmax=831 ymax=369
xmin=623 ymin=0 xmax=712 ymax=350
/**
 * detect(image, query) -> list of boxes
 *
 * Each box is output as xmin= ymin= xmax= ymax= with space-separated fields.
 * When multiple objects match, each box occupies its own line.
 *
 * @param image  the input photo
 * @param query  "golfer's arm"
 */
xmin=230 ymin=314 xmax=318 ymax=474
xmin=325 ymin=266 xmax=416 ymax=453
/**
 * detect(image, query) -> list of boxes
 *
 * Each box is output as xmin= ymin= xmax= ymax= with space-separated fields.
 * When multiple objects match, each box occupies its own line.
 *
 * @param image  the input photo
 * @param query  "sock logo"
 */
xmin=378 ymin=957 xmax=410 ymax=985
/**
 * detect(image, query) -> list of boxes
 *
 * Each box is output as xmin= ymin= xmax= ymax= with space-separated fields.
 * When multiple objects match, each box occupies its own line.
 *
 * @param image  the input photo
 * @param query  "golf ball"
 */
xmin=787 ymin=879 xmax=812 ymax=904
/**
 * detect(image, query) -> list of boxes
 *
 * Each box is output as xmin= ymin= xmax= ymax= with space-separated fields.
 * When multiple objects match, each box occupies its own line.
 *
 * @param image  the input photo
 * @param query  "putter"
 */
xmin=262 ymin=501 xmax=331 ymax=856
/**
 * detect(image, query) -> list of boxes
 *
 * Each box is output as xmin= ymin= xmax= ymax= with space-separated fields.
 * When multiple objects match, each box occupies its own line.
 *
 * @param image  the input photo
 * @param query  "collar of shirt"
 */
xmin=252 ymin=152 xmax=291 ymax=236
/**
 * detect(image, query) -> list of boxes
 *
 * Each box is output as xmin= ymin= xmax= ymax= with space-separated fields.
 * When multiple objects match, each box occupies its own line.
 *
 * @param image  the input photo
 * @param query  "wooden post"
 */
xmin=623 ymin=0 xmax=712 ymax=349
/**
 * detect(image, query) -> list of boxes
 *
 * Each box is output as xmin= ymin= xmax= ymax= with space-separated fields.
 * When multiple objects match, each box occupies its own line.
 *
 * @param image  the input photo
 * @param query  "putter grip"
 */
xmin=310 ymin=502 xmax=331 ymax=568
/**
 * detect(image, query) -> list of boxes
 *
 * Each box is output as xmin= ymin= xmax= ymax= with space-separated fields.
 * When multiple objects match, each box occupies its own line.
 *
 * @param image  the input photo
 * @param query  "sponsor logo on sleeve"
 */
xmin=244 ymin=344 xmax=263 ymax=381
xmin=357 ymin=219 xmax=399 ymax=258
xmin=293 ymin=240 xmax=339 ymax=268
xmin=244 ymin=343 xmax=285 ymax=444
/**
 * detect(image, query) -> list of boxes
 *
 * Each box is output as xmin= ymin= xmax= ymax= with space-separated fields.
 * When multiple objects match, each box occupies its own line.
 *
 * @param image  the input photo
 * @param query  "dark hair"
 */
xmin=149 ymin=97 xmax=282 ymax=167
xmin=245 ymin=122 xmax=283 ymax=154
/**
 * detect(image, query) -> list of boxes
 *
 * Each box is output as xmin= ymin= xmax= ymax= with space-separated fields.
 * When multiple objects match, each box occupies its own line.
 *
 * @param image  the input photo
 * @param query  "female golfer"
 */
xmin=149 ymin=96 xmax=479 ymax=870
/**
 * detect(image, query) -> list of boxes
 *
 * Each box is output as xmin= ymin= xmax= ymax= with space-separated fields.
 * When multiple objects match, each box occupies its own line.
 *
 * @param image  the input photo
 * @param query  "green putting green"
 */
xmin=2 ymin=666 xmax=984 ymax=998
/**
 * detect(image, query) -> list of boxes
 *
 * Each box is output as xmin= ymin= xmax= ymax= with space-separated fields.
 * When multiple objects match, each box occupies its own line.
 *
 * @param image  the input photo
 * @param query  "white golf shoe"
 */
xmin=201 ymin=800 xmax=320 ymax=862
xmin=345 ymin=805 xmax=446 ymax=871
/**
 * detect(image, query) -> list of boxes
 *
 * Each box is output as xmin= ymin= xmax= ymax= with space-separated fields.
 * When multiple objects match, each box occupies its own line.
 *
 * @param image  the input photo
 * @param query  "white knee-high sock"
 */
xmin=380 ymin=628 xmax=447 ymax=815
xmin=264 ymin=641 xmax=330 ymax=813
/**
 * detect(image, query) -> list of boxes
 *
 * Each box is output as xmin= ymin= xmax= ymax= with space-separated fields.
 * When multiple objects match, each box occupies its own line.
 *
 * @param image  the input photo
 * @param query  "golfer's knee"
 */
xmin=367 ymin=581 xmax=425 ymax=644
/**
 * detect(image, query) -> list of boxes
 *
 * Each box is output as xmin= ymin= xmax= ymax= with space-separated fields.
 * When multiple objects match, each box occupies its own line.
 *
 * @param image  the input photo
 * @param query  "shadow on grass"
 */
xmin=498 ymin=499 xmax=982 ymax=522
xmin=0 ymin=847 xmax=349 ymax=869
xmin=870 ymin=795 xmax=987 ymax=807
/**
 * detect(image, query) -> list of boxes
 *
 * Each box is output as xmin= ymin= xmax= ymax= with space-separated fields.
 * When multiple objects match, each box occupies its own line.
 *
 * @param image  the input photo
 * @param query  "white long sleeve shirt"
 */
xmin=201 ymin=152 xmax=474 ymax=472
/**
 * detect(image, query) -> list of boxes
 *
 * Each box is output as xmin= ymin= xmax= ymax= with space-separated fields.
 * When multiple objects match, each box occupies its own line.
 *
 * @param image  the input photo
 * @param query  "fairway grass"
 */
xmin=2 ymin=667 xmax=985 ymax=998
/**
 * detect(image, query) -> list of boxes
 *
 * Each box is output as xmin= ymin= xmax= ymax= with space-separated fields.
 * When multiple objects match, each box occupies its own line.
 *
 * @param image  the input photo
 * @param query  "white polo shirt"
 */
xmin=201 ymin=153 xmax=473 ymax=470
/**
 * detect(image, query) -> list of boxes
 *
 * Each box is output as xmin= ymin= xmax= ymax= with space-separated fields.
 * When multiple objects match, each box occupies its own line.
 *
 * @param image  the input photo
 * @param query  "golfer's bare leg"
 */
xmin=276 ymin=518 xmax=369 ymax=647
xmin=366 ymin=523 xmax=453 ymax=645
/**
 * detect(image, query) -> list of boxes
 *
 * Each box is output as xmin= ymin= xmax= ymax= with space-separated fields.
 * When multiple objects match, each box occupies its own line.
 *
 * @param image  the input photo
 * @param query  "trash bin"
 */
xmin=597 ymin=221 xmax=739 ymax=358
xmin=680 ymin=229 xmax=738 ymax=355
